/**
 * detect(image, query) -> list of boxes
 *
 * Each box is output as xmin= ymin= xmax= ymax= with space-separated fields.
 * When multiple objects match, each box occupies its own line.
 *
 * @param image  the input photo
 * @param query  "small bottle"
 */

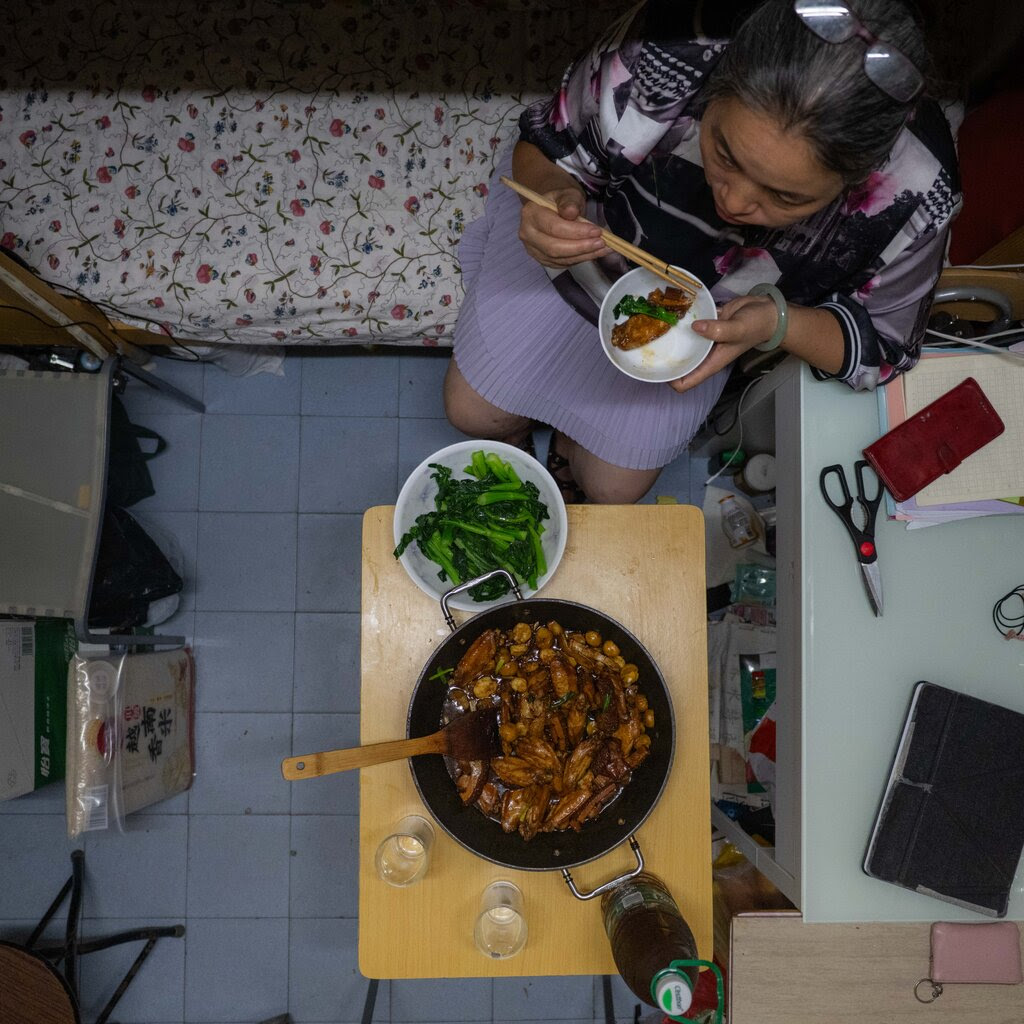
xmin=719 ymin=495 xmax=757 ymax=548
xmin=601 ymin=872 xmax=699 ymax=1021
xmin=735 ymin=453 xmax=777 ymax=495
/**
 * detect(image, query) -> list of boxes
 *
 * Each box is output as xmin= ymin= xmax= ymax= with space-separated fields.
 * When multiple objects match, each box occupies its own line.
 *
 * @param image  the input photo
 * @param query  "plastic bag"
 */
xmin=165 ymin=344 xmax=284 ymax=377
xmin=88 ymin=507 xmax=183 ymax=629
xmin=738 ymin=653 xmax=776 ymax=797
xmin=106 ymin=394 xmax=167 ymax=509
xmin=66 ymin=654 xmax=127 ymax=835
xmin=66 ymin=648 xmax=195 ymax=838
xmin=731 ymin=564 xmax=776 ymax=606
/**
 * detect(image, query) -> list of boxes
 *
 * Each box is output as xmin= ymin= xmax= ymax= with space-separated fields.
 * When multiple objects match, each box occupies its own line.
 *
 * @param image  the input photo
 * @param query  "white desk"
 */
xmin=697 ymin=357 xmax=1024 ymax=922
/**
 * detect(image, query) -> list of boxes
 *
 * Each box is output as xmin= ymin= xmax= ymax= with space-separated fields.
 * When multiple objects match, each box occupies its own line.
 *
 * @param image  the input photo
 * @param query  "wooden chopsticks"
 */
xmin=499 ymin=175 xmax=702 ymax=298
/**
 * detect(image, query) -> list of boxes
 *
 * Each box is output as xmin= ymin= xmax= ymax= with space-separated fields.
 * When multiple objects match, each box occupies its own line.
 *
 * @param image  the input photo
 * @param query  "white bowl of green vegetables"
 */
xmin=393 ymin=441 xmax=568 ymax=611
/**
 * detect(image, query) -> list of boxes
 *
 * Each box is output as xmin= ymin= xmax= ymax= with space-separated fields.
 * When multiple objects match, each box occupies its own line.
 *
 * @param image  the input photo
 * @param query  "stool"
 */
xmin=0 ymin=850 xmax=184 ymax=1024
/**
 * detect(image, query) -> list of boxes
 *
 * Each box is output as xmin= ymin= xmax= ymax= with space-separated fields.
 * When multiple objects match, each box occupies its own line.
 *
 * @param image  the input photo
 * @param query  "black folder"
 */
xmin=863 ymin=681 xmax=1024 ymax=917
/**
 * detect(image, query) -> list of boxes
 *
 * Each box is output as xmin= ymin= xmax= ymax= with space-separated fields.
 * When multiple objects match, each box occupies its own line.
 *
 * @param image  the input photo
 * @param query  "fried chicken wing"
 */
xmin=515 ymin=737 xmax=562 ymax=776
xmin=455 ymin=759 xmax=489 ymax=805
xmin=453 ymin=629 xmax=498 ymax=687
xmin=566 ymin=704 xmax=587 ymax=746
xmin=562 ymin=737 xmax=600 ymax=790
xmin=548 ymin=656 xmax=573 ymax=697
xmin=611 ymin=314 xmax=672 ymax=351
xmin=649 ymin=286 xmax=694 ymax=314
xmin=519 ymin=783 xmax=551 ymax=841
xmin=542 ymin=787 xmax=593 ymax=831
xmin=491 ymin=756 xmax=549 ymax=788
xmin=500 ymin=787 xmax=529 ymax=833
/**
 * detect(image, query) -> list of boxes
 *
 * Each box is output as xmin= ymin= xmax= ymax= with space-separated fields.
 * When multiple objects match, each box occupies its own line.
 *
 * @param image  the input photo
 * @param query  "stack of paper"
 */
xmin=877 ymin=349 xmax=1024 ymax=527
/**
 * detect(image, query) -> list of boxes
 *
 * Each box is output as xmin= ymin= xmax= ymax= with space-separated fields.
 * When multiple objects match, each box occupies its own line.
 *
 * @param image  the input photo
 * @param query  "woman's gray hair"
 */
xmin=703 ymin=0 xmax=929 ymax=184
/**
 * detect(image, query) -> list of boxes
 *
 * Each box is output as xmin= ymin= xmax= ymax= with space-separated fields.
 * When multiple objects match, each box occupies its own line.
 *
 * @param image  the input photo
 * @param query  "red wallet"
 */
xmin=862 ymin=376 xmax=1004 ymax=503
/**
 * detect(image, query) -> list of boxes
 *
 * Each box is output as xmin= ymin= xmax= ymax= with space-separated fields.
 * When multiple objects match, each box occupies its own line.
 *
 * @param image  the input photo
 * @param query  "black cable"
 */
xmin=0 ymin=302 xmax=211 ymax=363
xmin=992 ymin=584 xmax=1024 ymax=639
xmin=143 ymin=345 xmax=210 ymax=363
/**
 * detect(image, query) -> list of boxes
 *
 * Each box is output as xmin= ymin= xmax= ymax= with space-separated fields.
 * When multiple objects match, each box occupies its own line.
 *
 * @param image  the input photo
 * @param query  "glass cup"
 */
xmin=374 ymin=815 xmax=434 ymax=887
xmin=473 ymin=880 xmax=527 ymax=959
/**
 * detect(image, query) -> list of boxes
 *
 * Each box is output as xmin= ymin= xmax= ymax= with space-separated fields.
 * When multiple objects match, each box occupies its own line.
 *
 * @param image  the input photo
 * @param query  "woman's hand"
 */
xmin=668 ymin=295 xmax=778 ymax=393
xmin=517 ymin=187 xmax=610 ymax=267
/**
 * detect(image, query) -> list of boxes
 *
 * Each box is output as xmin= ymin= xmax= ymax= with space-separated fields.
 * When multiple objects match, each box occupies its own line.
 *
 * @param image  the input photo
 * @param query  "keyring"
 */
xmin=914 ymin=978 xmax=943 ymax=1003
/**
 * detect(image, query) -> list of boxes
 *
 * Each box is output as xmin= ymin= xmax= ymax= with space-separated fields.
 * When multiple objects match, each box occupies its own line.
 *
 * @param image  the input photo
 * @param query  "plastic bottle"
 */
xmin=601 ymin=872 xmax=699 ymax=1021
xmin=719 ymin=495 xmax=757 ymax=548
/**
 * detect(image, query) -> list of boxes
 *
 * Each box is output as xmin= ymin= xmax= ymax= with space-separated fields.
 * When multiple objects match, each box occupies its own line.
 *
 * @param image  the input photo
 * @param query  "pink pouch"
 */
xmin=930 ymin=922 xmax=1022 ymax=984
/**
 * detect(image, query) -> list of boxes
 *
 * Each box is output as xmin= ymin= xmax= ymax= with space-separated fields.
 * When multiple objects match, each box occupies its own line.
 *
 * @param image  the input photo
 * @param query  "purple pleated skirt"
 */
xmin=451 ymin=150 xmax=728 ymax=471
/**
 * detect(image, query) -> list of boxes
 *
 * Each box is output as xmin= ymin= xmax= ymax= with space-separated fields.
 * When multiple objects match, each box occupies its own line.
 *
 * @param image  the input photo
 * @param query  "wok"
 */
xmin=407 ymin=575 xmax=675 ymax=876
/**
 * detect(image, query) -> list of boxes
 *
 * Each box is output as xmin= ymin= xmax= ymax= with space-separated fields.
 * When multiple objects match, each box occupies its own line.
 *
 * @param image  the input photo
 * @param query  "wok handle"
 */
xmin=561 ymin=834 xmax=645 ymax=901
xmin=440 ymin=570 xmax=523 ymax=630
xmin=281 ymin=733 xmax=444 ymax=780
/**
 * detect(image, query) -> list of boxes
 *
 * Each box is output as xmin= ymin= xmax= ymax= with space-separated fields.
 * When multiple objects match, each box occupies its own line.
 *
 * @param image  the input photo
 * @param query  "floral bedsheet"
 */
xmin=0 ymin=0 xmax=630 ymax=346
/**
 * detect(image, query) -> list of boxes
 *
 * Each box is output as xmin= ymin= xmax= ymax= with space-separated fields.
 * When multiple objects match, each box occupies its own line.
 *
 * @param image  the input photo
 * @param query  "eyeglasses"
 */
xmin=794 ymin=1 xmax=924 ymax=103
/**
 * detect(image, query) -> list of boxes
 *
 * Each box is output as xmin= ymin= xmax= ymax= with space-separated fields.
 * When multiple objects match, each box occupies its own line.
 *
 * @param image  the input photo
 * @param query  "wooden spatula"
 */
xmin=280 ymin=706 xmax=500 ymax=780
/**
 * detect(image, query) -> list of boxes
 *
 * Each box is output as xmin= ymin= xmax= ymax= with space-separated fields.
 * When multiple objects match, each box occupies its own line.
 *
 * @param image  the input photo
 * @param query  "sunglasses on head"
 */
xmin=794 ymin=0 xmax=924 ymax=103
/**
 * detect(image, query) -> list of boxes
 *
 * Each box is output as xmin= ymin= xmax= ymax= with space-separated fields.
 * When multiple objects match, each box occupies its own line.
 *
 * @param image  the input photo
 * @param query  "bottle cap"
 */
xmin=652 ymin=967 xmax=694 ymax=1017
xmin=719 ymin=448 xmax=746 ymax=470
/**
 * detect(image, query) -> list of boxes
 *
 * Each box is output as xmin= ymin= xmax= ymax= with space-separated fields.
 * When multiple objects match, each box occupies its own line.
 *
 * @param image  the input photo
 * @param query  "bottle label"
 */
xmin=603 ymin=876 xmax=680 ymax=934
xmin=618 ymin=889 xmax=644 ymax=911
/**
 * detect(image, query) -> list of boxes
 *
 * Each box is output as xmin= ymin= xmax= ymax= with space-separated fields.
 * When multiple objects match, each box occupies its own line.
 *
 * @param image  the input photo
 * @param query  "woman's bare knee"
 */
xmin=443 ymin=359 xmax=531 ymax=440
xmin=571 ymin=443 xmax=661 ymax=504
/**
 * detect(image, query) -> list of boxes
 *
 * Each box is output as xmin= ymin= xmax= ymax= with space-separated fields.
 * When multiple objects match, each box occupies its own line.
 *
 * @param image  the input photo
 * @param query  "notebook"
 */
xmin=863 ymin=681 xmax=1024 ymax=917
xmin=900 ymin=353 xmax=1024 ymax=506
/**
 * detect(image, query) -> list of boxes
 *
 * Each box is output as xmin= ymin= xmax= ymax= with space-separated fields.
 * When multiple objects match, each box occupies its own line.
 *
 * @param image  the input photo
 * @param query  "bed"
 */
xmin=0 ymin=0 xmax=631 ymax=349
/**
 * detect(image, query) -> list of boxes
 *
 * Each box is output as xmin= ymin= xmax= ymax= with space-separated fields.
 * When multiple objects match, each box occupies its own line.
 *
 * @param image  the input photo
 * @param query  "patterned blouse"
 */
xmin=518 ymin=0 xmax=962 ymax=390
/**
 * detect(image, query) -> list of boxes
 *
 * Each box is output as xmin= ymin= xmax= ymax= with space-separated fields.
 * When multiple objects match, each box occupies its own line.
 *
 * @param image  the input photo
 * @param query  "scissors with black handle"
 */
xmin=819 ymin=459 xmax=883 ymax=616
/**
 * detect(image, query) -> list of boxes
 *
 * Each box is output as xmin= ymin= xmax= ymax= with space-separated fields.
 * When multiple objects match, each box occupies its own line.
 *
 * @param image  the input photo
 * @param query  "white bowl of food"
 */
xmin=598 ymin=265 xmax=717 ymax=383
xmin=394 ymin=440 xmax=568 ymax=612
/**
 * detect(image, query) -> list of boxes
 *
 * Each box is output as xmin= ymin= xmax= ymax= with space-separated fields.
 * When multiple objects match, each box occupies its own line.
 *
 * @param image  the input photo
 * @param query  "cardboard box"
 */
xmin=0 ymin=618 xmax=77 ymax=801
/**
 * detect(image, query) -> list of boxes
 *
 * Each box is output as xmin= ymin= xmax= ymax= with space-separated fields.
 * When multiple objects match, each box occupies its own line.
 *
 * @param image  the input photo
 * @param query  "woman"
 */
xmin=445 ymin=0 xmax=960 ymax=503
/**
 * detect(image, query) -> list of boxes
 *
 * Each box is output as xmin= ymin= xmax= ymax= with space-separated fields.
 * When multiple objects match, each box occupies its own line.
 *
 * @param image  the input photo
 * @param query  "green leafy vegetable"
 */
xmin=394 ymin=450 xmax=551 ymax=602
xmin=612 ymin=294 xmax=680 ymax=326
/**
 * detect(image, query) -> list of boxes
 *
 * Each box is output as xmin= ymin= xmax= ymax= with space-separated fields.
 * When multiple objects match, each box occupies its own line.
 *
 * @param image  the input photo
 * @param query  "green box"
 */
xmin=0 ymin=618 xmax=77 ymax=800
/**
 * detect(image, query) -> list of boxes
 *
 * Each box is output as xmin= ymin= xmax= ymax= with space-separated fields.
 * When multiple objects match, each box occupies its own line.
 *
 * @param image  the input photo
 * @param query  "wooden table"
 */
xmin=358 ymin=504 xmax=712 ymax=979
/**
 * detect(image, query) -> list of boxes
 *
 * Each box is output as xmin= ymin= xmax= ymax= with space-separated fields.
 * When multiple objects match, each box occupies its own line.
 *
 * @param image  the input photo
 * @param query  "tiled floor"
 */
xmin=0 ymin=348 xmax=702 ymax=1024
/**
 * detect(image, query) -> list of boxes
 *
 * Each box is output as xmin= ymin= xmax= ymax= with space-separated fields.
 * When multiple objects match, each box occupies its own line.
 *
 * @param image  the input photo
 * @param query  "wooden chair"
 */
xmin=0 ymin=851 xmax=184 ymax=1024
